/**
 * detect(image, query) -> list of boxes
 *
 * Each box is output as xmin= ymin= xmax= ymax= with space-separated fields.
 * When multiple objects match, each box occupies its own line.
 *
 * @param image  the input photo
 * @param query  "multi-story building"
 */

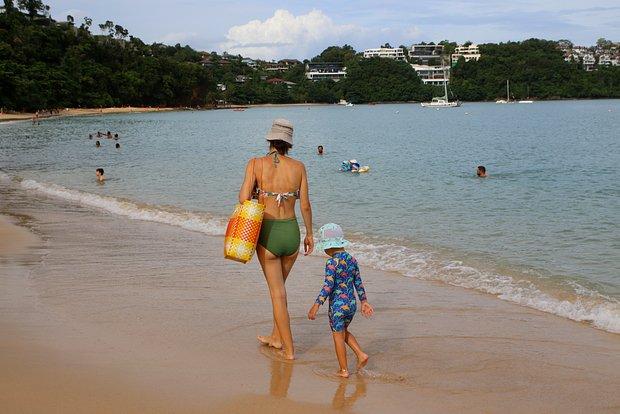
xmin=410 ymin=64 xmax=450 ymax=86
xmin=305 ymin=63 xmax=347 ymax=81
xmin=598 ymin=54 xmax=619 ymax=66
xmin=451 ymin=44 xmax=481 ymax=65
xmin=582 ymin=54 xmax=596 ymax=71
xmin=242 ymin=58 xmax=258 ymax=69
xmin=363 ymin=47 xmax=406 ymax=61
xmin=409 ymin=44 xmax=444 ymax=65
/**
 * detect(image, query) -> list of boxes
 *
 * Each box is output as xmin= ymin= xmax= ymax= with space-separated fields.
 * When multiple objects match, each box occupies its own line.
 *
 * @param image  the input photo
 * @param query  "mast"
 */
xmin=506 ymin=79 xmax=510 ymax=103
xmin=443 ymin=67 xmax=449 ymax=101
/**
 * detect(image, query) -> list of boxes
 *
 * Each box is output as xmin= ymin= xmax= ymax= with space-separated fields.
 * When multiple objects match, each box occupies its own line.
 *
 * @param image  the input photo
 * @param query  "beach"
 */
xmin=1 ymin=177 xmax=619 ymax=413
xmin=0 ymin=107 xmax=177 ymax=123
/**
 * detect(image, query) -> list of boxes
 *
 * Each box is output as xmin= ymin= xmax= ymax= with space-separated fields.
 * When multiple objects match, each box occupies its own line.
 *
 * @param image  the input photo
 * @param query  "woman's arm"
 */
xmin=299 ymin=164 xmax=314 ymax=255
xmin=238 ymin=159 xmax=256 ymax=204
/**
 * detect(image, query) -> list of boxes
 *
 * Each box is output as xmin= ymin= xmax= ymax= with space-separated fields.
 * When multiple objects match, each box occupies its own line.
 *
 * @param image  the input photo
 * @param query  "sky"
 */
xmin=47 ymin=1 xmax=620 ymax=60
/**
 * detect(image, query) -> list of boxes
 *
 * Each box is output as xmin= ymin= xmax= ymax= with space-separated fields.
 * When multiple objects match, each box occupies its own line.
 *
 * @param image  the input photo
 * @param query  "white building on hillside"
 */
xmin=582 ymin=54 xmax=596 ymax=71
xmin=305 ymin=63 xmax=347 ymax=81
xmin=409 ymin=44 xmax=444 ymax=65
xmin=599 ymin=54 xmax=619 ymax=66
xmin=363 ymin=47 xmax=406 ymax=61
xmin=242 ymin=58 xmax=258 ymax=69
xmin=410 ymin=64 xmax=450 ymax=86
xmin=451 ymin=44 xmax=481 ymax=65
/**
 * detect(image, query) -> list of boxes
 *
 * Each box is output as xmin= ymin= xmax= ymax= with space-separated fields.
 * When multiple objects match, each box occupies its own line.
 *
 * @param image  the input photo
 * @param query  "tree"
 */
xmin=98 ymin=20 xmax=114 ymax=37
xmin=17 ymin=0 xmax=44 ymax=19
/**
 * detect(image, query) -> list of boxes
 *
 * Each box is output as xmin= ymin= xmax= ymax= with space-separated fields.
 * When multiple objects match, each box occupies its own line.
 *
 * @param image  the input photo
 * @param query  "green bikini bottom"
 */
xmin=258 ymin=218 xmax=301 ymax=257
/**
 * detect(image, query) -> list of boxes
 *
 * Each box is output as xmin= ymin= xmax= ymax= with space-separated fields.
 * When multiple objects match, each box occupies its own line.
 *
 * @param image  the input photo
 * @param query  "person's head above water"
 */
xmin=317 ymin=145 xmax=324 ymax=155
xmin=477 ymin=165 xmax=487 ymax=177
xmin=115 ymin=143 xmax=120 ymax=148
xmin=95 ymin=140 xmax=100 ymax=147
xmin=266 ymin=118 xmax=293 ymax=155
xmin=114 ymin=133 xmax=118 ymax=139
xmin=95 ymin=168 xmax=105 ymax=181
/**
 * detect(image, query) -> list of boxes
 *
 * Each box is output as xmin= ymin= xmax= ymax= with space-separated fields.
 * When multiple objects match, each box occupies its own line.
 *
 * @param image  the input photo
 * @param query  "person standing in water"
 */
xmin=238 ymin=118 xmax=314 ymax=360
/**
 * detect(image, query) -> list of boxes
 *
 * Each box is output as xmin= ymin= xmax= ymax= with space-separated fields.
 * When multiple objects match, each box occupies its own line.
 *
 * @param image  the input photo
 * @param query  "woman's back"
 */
xmin=256 ymin=154 xmax=304 ymax=220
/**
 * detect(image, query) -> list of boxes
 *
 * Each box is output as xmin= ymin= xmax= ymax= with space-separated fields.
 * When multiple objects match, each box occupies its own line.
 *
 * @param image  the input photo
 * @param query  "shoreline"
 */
xmin=1 ymin=178 xmax=619 ymax=413
xmin=0 ymin=106 xmax=178 ymax=123
xmin=2 ymin=98 xmax=617 ymax=123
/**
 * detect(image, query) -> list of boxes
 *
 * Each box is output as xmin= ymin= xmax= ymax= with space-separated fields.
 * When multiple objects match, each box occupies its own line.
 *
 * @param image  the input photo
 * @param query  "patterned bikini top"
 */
xmin=254 ymin=151 xmax=300 ymax=206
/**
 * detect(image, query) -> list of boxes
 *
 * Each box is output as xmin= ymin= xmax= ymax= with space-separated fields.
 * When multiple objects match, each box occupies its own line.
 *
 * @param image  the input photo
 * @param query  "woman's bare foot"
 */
xmin=356 ymin=353 xmax=369 ymax=371
xmin=257 ymin=335 xmax=283 ymax=349
xmin=336 ymin=369 xmax=350 ymax=378
xmin=275 ymin=349 xmax=295 ymax=360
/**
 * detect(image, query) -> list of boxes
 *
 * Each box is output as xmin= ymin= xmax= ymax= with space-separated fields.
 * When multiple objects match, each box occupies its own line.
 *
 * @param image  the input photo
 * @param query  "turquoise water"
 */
xmin=1 ymin=101 xmax=619 ymax=332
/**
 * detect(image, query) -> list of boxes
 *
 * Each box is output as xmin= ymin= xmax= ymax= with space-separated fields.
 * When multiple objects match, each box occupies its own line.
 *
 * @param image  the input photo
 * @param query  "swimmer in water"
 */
xmin=96 ymin=168 xmax=105 ymax=182
xmin=114 ymin=133 xmax=119 ymax=140
xmin=115 ymin=143 xmax=120 ymax=149
xmin=318 ymin=145 xmax=324 ymax=155
xmin=477 ymin=165 xmax=488 ymax=178
xmin=95 ymin=140 xmax=101 ymax=147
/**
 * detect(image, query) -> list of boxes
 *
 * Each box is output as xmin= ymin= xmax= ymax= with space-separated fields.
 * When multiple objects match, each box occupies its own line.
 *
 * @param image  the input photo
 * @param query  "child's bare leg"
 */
xmin=345 ymin=330 xmax=369 ymax=370
xmin=332 ymin=332 xmax=349 ymax=377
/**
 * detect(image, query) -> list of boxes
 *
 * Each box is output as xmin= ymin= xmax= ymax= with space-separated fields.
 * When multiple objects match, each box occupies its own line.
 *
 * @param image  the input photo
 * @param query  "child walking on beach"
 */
xmin=308 ymin=223 xmax=374 ymax=378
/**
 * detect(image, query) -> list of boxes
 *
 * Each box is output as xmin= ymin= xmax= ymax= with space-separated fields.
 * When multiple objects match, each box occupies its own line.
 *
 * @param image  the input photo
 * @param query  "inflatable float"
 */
xmin=340 ymin=160 xmax=370 ymax=173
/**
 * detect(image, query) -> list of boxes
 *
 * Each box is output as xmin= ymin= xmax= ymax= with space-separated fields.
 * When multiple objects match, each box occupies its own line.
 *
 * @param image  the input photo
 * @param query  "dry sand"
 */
xmin=0 ymin=107 xmax=177 ymax=123
xmin=1 ymin=181 xmax=619 ymax=413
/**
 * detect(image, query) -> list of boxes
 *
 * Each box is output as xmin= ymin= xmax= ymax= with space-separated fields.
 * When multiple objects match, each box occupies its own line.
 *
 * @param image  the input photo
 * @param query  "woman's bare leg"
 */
xmin=257 ymin=245 xmax=294 ymax=359
xmin=344 ymin=330 xmax=369 ymax=370
xmin=258 ymin=249 xmax=299 ymax=349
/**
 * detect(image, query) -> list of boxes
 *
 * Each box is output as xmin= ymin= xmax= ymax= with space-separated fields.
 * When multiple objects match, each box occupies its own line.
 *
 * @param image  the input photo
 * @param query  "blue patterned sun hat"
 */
xmin=315 ymin=223 xmax=350 ymax=251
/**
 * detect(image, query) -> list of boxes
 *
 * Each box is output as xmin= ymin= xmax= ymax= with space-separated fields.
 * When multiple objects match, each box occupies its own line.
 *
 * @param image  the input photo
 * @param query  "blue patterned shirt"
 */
xmin=315 ymin=251 xmax=367 ymax=306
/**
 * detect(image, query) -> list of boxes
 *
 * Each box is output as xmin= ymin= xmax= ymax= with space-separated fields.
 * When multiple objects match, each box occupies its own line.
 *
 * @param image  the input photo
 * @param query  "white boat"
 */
xmin=421 ymin=67 xmax=460 ymax=108
xmin=345 ymin=102 xmax=354 ymax=107
xmin=518 ymin=100 xmax=534 ymax=104
xmin=421 ymin=97 xmax=460 ymax=108
xmin=496 ymin=80 xmax=515 ymax=104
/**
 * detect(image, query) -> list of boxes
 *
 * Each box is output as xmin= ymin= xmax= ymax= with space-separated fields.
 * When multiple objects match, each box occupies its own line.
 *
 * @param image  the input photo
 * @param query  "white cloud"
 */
xmin=220 ymin=9 xmax=358 ymax=60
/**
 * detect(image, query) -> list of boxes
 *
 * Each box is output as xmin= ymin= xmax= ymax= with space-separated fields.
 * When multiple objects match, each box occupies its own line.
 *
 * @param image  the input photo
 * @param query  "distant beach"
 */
xmin=0 ymin=106 xmax=177 ymax=123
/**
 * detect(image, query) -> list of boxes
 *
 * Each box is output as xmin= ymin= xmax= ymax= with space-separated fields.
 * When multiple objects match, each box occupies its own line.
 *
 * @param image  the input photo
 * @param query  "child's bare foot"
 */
xmin=356 ymin=353 xmax=369 ymax=371
xmin=275 ymin=349 xmax=295 ymax=360
xmin=336 ymin=369 xmax=350 ymax=378
xmin=257 ymin=335 xmax=282 ymax=349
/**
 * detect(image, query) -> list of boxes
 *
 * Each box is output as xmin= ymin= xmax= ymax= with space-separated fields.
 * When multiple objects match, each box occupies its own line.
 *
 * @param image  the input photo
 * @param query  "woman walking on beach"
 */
xmin=238 ymin=119 xmax=314 ymax=360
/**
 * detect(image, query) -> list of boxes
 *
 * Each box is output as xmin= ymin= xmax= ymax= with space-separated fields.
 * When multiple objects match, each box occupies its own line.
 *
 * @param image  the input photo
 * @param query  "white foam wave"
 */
xmin=351 ymin=241 xmax=620 ymax=334
xmin=19 ymin=178 xmax=227 ymax=236
xmin=7 ymin=174 xmax=619 ymax=334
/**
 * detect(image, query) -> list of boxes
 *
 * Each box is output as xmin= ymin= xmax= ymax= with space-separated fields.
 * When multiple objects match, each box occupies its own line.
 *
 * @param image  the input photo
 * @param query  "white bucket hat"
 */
xmin=315 ymin=223 xmax=350 ymax=251
xmin=266 ymin=118 xmax=294 ymax=146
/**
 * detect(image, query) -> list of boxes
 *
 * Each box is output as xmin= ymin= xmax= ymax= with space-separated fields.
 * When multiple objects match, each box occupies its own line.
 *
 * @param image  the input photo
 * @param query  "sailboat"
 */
xmin=496 ymin=80 xmax=515 ymax=104
xmin=421 ymin=67 xmax=460 ymax=108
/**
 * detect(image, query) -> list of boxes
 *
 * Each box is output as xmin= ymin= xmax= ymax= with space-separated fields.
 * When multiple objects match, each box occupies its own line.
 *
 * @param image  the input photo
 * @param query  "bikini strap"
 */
xmin=267 ymin=150 xmax=280 ymax=167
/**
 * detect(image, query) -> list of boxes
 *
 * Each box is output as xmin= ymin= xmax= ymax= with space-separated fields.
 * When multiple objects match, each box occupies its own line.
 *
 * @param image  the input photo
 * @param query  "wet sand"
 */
xmin=1 ymin=181 xmax=619 ymax=413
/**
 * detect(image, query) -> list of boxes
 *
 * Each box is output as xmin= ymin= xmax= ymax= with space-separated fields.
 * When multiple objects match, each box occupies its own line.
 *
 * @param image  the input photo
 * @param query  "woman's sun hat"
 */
xmin=266 ymin=118 xmax=294 ymax=146
xmin=315 ymin=223 xmax=350 ymax=251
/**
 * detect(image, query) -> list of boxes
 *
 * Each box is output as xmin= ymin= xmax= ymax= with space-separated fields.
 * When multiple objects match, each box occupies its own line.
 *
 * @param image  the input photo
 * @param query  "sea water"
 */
xmin=1 ymin=101 xmax=619 ymax=332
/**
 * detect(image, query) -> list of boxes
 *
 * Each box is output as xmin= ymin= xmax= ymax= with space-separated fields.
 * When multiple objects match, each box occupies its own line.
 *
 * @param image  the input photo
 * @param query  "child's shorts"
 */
xmin=328 ymin=303 xmax=356 ymax=332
